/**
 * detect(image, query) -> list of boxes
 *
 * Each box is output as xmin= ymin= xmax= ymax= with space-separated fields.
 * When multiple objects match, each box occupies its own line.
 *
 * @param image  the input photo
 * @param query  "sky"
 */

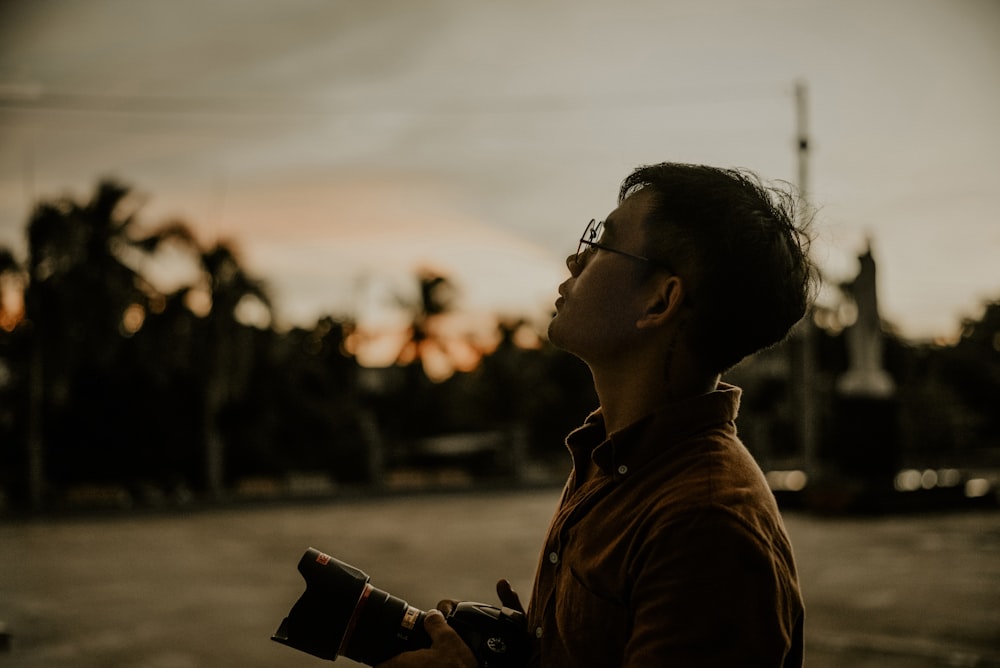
xmin=0 ymin=0 xmax=998 ymax=343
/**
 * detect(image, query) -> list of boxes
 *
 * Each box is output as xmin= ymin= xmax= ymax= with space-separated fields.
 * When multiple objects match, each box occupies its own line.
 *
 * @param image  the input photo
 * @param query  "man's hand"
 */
xmin=376 ymin=581 xmax=523 ymax=668
xmin=375 ymin=609 xmax=477 ymax=668
xmin=496 ymin=579 xmax=524 ymax=613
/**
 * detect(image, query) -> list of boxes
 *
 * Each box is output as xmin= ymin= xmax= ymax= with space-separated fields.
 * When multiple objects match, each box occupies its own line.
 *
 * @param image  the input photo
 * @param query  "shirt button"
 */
xmin=617 ymin=464 xmax=628 ymax=475
xmin=548 ymin=551 xmax=559 ymax=564
xmin=535 ymin=626 xmax=544 ymax=639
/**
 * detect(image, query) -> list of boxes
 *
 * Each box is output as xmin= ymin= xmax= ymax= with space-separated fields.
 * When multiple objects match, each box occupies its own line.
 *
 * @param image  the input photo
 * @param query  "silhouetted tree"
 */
xmin=393 ymin=269 xmax=483 ymax=380
xmin=193 ymin=243 xmax=272 ymax=497
xmin=937 ymin=299 xmax=1000 ymax=451
xmin=22 ymin=181 xmax=171 ymax=505
xmin=131 ymin=216 xmax=276 ymax=496
xmin=224 ymin=317 xmax=372 ymax=483
xmin=0 ymin=246 xmax=26 ymax=501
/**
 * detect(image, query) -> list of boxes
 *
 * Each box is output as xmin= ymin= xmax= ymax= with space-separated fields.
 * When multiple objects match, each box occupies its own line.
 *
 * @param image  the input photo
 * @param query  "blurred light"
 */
xmin=937 ymin=468 xmax=962 ymax=487
xmin=894 ymin=469 xmax=922 ymax=492
xmin=0 ymin=276 xmax=24 ymax=331
xmin=766 ymin=470 xmax=808 ymax=492
xmin=120 ymin=303 xmax=146 ymax=336
xmin=921 ymin=469 xmax=938 ymax=489
xmin=234 ymin=294 xmax=271 ymax=329
xmin=184 ymin=287 xmax=212 ymax=317
xmin=965 ymin=478 xmax=991 ymax=498
xmin=512 ymin=322 xmax=543 ymax=350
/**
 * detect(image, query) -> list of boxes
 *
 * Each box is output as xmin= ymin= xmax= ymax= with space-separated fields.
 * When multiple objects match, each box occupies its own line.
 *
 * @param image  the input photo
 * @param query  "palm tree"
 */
xmin=197 ymin=242 xmax=272 ymax=498
xmin=14 ymin=180 xmax=278 ymax=506
xmin=23 ymin=180 xmax=167 ymax=507
xmin=135 ymin=222 xmax=273 ymax=499
xmin=394 ymin=268 xmax=483 ymax=381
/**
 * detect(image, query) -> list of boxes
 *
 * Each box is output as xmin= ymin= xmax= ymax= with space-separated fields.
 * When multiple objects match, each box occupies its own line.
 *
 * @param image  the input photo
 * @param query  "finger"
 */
xmin=435 ymin=599 xmax=458 ymax=615
xmin=424 ymin=611 xmax=479 ymax=666
xmin=423 ymin=609 xmax=452 ymax=642
xmin=496 ymin=579 xmax=525 ymax=613
xmin=377 ymin=611 xmax=477 ymax=668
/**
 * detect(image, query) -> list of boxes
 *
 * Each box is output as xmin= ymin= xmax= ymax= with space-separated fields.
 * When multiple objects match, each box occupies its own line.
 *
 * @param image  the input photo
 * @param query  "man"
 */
xmin=381 ymin=162 xmax=814 ymax=667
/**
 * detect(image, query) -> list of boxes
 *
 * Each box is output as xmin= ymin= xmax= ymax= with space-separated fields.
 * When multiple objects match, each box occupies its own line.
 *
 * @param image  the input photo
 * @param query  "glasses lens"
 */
xmin=577 ymin=219 xmax=602 ymax=260
xmin=587 ymin=219 xmax=603 ymax=244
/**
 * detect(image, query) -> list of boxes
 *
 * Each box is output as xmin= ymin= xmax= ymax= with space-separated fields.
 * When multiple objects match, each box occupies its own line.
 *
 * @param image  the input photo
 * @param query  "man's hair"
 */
xmin=620 ymin=162 xmax=817 ymax=373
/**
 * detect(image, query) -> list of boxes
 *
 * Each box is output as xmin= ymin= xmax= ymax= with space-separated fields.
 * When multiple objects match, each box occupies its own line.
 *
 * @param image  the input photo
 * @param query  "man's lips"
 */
xmin=555 ymin=285 xmax=567 ymax=309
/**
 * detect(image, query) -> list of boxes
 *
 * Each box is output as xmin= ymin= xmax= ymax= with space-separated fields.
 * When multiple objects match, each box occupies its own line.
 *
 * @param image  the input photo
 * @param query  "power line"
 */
xmin=0 ymin=84 xmax=790 ymax=121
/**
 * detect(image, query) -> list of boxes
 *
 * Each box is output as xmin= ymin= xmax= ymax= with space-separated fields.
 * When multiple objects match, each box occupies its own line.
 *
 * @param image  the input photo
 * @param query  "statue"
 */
xmin=837 ymin=239 xmax=895 ymax=398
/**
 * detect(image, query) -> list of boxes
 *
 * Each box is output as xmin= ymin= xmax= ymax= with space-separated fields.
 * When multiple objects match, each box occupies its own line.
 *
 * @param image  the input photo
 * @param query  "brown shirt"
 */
xmin=525 ymin=384 xmax=804 ymax=667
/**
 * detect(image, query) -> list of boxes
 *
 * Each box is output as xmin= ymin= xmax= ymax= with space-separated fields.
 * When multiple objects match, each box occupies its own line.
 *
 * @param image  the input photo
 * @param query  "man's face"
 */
xmin=548 ymin=188 xmax=658 ymax=364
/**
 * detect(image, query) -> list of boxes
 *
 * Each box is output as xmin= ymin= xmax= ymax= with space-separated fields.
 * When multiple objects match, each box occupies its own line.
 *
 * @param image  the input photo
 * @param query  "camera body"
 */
xmin=272 ymin=548 xmax=528 ymax=667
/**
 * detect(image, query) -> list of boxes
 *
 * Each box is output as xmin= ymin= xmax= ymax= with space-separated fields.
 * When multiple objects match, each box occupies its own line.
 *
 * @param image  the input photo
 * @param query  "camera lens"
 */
xmin=273 ymin=549 xmax=529 ymax=667
xmin=271 ymin=549 xmax=431 ymax=666
xmin=340 ymin=584 xmax=431 ymax=665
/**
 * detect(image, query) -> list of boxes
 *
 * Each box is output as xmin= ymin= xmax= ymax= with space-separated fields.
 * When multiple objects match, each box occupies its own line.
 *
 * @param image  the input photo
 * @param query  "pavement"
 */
xmin=1 ymin=488 xmax=998 ymax=667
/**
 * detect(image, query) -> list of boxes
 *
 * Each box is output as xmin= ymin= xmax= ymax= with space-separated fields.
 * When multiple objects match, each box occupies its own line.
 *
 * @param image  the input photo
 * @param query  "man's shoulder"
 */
xmin=629 ymin=433 xmax=785 ymax=533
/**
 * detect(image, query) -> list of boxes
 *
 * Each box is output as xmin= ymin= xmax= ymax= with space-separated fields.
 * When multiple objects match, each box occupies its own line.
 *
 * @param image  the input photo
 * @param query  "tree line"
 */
xmin=1 ymin=180 xmax=997 ymax=513
xmin=0 ymin=181 xmax=596 ymax=511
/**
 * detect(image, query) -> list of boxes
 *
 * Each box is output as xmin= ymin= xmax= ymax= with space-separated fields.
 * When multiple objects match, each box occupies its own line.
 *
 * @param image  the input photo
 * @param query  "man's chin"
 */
xmin=546 ymin=315 xmax=568 ymax=351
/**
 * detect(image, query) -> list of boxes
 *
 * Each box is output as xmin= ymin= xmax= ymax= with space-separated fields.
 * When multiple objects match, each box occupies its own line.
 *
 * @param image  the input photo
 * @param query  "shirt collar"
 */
xmin=565 ymin=383 xmax=742 ymax=479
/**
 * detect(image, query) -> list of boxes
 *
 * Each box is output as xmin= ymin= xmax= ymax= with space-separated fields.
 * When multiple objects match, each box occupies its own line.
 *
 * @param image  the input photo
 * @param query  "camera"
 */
xmin=272 ymin=547 xmax=529 ymax=667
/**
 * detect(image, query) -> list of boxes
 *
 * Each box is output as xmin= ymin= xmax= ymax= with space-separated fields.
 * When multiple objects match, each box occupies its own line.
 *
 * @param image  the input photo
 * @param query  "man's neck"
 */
xmin=590 ymin=362 xmax=720 ymax=435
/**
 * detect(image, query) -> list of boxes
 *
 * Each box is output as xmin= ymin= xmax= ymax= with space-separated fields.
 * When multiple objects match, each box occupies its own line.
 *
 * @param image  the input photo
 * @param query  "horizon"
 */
xmin=0 ymin=173 xmax=995 ymax=354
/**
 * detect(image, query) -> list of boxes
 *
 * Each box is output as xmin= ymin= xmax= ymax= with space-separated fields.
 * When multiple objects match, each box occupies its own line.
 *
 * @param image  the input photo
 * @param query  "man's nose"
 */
xmin=566 ymin=252 xmax=582 ymax=275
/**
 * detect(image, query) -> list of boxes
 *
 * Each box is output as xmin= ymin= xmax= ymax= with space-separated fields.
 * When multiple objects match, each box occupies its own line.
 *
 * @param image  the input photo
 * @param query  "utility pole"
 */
xmin=796 ymin=81 xmax=809 ymax=209
xmin=794 ymin=80 xmax=820 ymax=481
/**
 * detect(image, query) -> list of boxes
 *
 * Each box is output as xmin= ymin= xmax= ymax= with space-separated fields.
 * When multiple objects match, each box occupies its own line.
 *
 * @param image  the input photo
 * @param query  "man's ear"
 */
xmin=635 ymin=275 xmax=686 ymax=330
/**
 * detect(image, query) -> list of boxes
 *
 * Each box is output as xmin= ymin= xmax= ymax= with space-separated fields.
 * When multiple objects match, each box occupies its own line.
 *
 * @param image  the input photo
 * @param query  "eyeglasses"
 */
xmin=576 ymin=219 xmax=676 ymax=273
